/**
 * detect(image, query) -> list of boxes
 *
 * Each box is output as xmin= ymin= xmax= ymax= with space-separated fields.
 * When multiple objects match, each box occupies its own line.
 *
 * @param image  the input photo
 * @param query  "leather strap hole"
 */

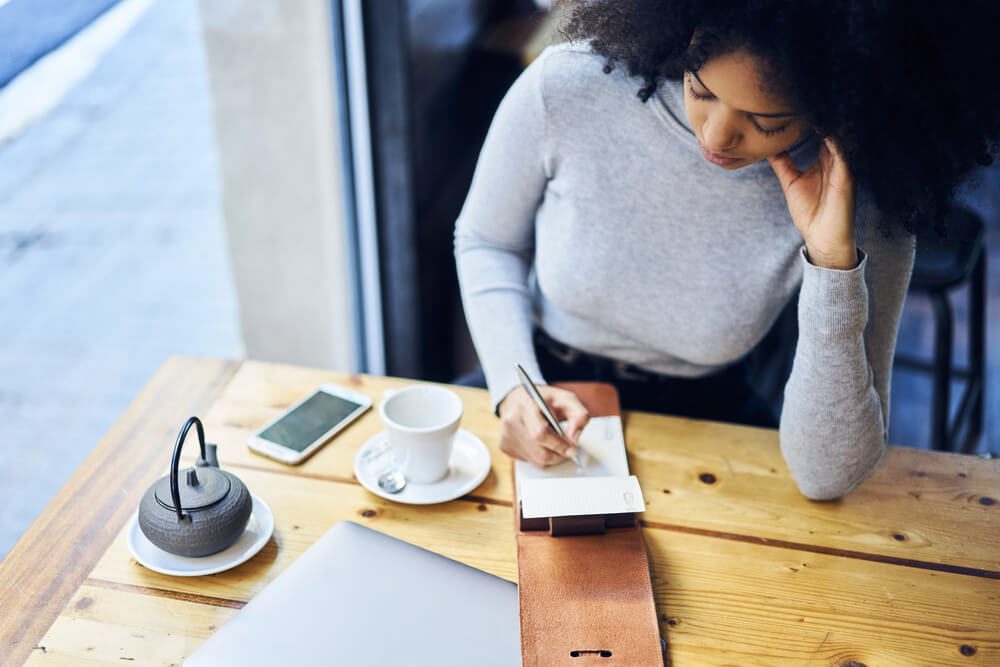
xmin=570 ymin=649 xmax=613 ymax=658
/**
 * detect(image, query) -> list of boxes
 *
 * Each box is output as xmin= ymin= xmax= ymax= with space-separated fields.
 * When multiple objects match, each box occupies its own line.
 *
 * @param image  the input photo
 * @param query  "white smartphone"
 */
xmin=248 ymin=384 xmax=372 ymax=464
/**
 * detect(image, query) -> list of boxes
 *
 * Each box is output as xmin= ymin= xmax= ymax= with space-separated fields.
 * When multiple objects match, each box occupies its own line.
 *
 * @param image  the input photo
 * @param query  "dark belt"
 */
xmin=533 ymin=328 xmax=681 ymax=383
xmin=533 ymin=327 xmax=751 ymax=387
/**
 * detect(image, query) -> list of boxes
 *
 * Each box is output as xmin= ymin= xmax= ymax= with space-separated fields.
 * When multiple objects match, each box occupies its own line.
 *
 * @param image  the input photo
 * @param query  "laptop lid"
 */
xmin=185 ymin=520 xmax=520 ymax=666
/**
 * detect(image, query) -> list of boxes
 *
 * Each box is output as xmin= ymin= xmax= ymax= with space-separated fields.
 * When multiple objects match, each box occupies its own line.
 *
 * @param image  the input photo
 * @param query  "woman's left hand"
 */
xmin=768 ymin=136 xmax=859 ymax=270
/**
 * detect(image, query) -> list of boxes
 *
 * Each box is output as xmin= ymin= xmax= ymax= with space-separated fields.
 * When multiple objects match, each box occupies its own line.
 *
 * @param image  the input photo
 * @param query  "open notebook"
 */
xmin=515 ymin=415 xmax=645 ymax=520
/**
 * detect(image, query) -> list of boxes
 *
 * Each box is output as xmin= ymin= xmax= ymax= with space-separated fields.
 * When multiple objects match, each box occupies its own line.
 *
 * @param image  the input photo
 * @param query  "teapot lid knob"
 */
xmin=151 ymin=417 xmax=238 ymax=520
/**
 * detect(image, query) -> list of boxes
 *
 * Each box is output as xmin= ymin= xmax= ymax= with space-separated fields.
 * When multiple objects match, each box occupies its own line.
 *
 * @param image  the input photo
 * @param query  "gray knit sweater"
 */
xmin=454 ymin=42 xmax=915 ymax=499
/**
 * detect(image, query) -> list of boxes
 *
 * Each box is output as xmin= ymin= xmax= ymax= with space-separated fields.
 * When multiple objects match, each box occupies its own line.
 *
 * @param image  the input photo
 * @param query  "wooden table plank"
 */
xmin=644 ymin=529 xmax=998 ymax=666
xmin=626 ymin=411 xmax=1000 ymax=577
xmin=0 ymin=357 xmax=241 ymax=667
xmin=87 ymin=467 xmax=516 ymax=604
xmin=25 ymin=585 xmax=238 ymax=666
xmin=198 ymin=360 xmax=1000 ymax=574
xmin=31 ymin=465 xmax=1000 ymax=666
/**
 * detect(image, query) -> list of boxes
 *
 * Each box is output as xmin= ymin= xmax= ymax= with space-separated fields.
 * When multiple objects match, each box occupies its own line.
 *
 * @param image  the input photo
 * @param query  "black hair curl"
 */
xmin=562 ymin=0 xmax=1000 ymax=235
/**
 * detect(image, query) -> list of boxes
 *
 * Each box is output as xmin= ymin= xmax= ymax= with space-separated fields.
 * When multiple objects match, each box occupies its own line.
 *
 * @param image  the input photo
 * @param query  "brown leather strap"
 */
xmin=514 ymin=382 xmax=664 ymax=666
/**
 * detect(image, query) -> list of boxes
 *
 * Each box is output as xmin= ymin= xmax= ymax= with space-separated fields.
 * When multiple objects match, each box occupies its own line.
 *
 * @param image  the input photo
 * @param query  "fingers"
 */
xmin=819 ymin=136 xmax=854 ymax=194
xmin=814 ymin=136 xmax=851 ymax=175
xmin=823 ymin=136 xmax=845 ymax=161
xmin=767 ymin=151 xmax=801 ymax=192
xmin=498 ymin=415 xmax=563 ymax=467
xmin=521 ymin=407 xmax=576 ymax=463
xmin=533 ymin=447 xmax=565 ymax=467
xmin=547 ymin=392 xmax=590 ymax=445
xmin=816 ymin=137 xmax=834 ymax=172
xmin=517 ymin=426 xmax=565 ymax=467
xmin=562 ymin=417 xmax=587 ymax=449
xmin=497 ymin=386 xmax=592 ymax=468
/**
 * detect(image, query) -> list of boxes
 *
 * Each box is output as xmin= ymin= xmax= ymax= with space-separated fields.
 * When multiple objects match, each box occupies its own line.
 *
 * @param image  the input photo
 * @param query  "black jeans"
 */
xmin=456 ymin=329 xmax=778 ymax=429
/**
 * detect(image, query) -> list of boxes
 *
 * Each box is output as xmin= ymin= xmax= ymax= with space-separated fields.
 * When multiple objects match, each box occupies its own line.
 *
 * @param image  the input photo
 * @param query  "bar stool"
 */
xmin=895 ymin=206 xmax=987 ymax=453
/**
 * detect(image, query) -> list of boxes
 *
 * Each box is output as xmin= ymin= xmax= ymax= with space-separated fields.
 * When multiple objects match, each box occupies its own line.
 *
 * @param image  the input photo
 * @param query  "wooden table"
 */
xmin=2 ymin=357 xmax=998 ymax=666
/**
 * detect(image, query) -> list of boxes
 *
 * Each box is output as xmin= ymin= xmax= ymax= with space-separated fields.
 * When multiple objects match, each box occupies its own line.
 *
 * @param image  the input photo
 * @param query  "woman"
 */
xmin=453 ymin=1 xmax=1000 ymax=499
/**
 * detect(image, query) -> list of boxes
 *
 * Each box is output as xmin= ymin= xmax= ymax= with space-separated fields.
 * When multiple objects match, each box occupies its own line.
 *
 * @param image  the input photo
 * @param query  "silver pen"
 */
xmin=515 ymin=363 xmax=583 ymax=467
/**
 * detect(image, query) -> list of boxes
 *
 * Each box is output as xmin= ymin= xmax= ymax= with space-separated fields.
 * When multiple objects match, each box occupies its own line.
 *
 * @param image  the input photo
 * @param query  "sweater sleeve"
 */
xmin=779 ymin=196 xmax=915 ymax=500
xmin=454 ymin=52 xmax=553 ymax=414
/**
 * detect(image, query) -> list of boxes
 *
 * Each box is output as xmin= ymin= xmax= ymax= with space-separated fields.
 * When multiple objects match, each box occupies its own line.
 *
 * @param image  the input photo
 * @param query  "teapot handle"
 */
xmin=169 ymin=417 xmax=208 ymax=522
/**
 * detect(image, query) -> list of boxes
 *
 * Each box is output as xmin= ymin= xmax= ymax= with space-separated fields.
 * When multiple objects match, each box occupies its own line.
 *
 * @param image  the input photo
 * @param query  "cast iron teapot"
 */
xmin=138 ymin=416 xmax=253 ymax=557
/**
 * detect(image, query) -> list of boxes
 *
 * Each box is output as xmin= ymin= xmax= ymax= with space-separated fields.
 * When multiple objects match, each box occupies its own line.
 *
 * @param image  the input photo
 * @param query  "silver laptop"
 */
xmin=186 ymin=520 xmax=520 ymax=666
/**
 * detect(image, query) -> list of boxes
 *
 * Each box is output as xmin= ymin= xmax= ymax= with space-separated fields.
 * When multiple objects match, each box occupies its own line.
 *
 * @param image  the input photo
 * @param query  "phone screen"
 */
xmin=258 ymin=391 xmax=364 ymax=452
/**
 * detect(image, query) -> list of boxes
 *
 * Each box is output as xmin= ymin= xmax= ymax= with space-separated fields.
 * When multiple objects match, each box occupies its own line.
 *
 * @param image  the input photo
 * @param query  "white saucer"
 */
xmin=127 ymin=494 xmax=275 ymax=577
xmin=354 ymin=429 xmax=492 ymax=505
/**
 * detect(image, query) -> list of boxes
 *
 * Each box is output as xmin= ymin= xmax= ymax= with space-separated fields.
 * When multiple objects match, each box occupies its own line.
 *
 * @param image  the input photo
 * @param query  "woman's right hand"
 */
xmin=498 ymin=385 xmax=590 ymax=467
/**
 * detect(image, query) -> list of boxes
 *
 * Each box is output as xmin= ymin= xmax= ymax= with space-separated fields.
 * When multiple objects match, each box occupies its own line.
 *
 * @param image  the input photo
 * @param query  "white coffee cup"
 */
xmin=379 ymin=385 xmax=463 ymax=484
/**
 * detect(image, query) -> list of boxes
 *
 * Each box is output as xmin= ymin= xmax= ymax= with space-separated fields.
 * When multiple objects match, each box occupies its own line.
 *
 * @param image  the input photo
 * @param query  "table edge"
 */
xmin=0 ymin=355 xmax=242 ymax=666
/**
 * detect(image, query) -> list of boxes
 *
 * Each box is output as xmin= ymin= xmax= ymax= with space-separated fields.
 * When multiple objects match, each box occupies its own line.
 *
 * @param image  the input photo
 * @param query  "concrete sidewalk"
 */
xmin=0 ymin=0 xmax=242 ymax=558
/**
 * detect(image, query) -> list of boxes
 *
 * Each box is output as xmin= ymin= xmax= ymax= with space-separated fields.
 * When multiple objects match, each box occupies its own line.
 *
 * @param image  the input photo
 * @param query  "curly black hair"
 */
xmin=562 ymin=0 xmax=1000 ymax=235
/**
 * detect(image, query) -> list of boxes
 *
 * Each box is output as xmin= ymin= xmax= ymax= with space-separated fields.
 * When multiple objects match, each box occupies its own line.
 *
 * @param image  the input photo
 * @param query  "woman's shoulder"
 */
xmin=534 ymin=40 xmax=604 ymax=67
xmin=531 ymin=40 xmax=641 ymax=103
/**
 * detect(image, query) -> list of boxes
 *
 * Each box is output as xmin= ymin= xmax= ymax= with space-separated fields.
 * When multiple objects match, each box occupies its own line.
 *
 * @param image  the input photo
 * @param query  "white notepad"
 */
xmin=515 ymin=416 xmax=646 ymax=519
